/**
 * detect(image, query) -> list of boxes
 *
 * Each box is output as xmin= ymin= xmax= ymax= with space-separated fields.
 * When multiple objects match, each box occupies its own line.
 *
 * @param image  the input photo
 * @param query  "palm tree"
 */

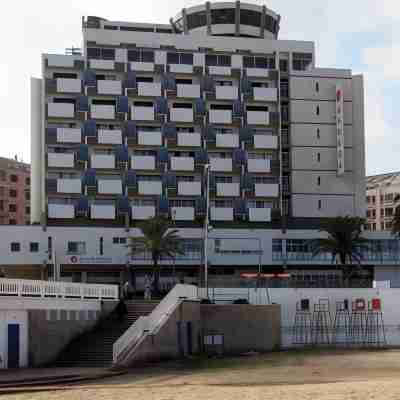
xmin=128 ymin=217 xmax=184 ymax=296
xmin=310 ymin=216 xmax=369 ymax=287
xmin=391 ymin=195 xmax=400 ymax=235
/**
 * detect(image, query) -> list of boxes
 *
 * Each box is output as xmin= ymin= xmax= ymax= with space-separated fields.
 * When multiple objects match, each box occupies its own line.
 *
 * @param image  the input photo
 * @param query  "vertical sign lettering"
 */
xmin=336 ymin=85 xmax=345 ymax=175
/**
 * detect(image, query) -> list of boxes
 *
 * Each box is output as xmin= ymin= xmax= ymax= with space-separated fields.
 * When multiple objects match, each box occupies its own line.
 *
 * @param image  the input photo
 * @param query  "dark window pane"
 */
xmin=101 ymin=48 xmax=115 ymax=60
xmin=255 ymin=57 xmax=268 ymax=69
xmin=187 ymin=11 xmax=207 ymax=29
xmin=128 ymin=50 xmax=140 ymax=62
xmin=11 ymin=242 xmax=20 ymax=252
xmin=240 ymin=9 xmax=261 ymax=27
xmin=219 ymin=55 xmax=231 ymax=66
xmin=211 ymin=8 xmax=235 ymax=24
xmin=180 ymin=53 xmax=193 ymax=65
xmin=167 ymin=52 xmax=180 ymax=64
xmin=243 ymin=56 xmax=254 ymax=68
xmin=141 ymin=51 xmax=154 ymax=62
xmin=87 ymin=47 xmax=101 ymax=59
xmin=205 ymin=54 xmax=218 ymax=66
xmin=265 ymin=15 xmax=276 ymax=33
xmin=30 ymin=242 xmax=39 ymax=252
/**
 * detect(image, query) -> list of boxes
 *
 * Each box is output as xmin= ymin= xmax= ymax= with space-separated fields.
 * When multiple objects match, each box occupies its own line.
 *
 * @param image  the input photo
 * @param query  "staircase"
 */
xmin=55 ymin=301 xmax=159 ymax=368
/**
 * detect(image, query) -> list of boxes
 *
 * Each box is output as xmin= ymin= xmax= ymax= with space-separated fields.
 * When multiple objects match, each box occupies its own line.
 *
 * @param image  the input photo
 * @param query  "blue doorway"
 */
xmin=7 ymin=324 xmax=19 ymax=368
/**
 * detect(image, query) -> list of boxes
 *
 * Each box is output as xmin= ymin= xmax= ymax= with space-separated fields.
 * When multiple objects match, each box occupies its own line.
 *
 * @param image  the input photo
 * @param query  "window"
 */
xmin=385 ymin=208 xmax=393 ymax=217
xmin=318 ymin=200 xmax=322 ymax=210
xmin=172 ymin=102 xmax=193 ymax=109
xmin=25 ymin=177 xmax=30 ymax=185
xmin=247 ymin=105 xmax=268 ymax=112
xmin=317 ymin=128 xmax=320 ymax=139
xmin=205 ymin=54 xmax=231 ymax=67
xmin=9 ymin=204 xmax=17 ymax=213
xmin=317 ymin=153 xmax=321 ymax=162
xmin=53 ymin=72 xmax=78 ymax=79
xmin=99 ymin=237 xmax=103 ymax=255
xmin=25 ymin=206 xmax=30 ymax=214
xmin=10 ymin=174 xmax=18 ymax=183
xmin=127 ymin=49 xmax=154 ymax=63
xmin=25 ymin=192 xmax=30 ymax=201
xmin=87 ymin=47 xmax=115 ymax=60
xmin=292 ymin=53 xmax=313 ymax=71
xmin=30 ymin=242 xmax=39 ymax=253
xmin=315 ymin=82 xmax=319 ymax=92
xmin=187 ymin=11 xmax=207 ymax=29
xmin=316 ymin=105 xmax=320 ymax=115
xmin=9 ymin=219 xmax=16 ymax=225
xmin=10 ymin=242 xmax=20 ymax=252
xmin=211 ymin=8 xmax=235 ymax=24
xmin=240 ymin=9 xmax=261 ymax=27
xmin=243 ymin=56 xmax=275 ymax=69
xmin=167 ymin=52 xmax=193 ymax=65
xmin=380 ymin=209 xmax=384 ymax=217
xmin=367 ymin=210 xmax=371 ymax=218
xmin=67 ymin=241 xmax=86 ymax=255
xmin=113 ymin=237 xmax=127 ymax=244
xmin=0 ymin=200 xmax=3 ymax=211
xmin=9 ymin=189 xmax=17 ymax=198
xmin=279 ymin=59 xmax=288 ymax=72
xmin=317 ymin=176 xmax=321 ymax=186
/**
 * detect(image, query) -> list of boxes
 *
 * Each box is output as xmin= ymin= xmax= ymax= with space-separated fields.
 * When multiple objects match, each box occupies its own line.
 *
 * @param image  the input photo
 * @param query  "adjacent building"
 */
xmin=0 ymin=157 xmax=30 ymax=225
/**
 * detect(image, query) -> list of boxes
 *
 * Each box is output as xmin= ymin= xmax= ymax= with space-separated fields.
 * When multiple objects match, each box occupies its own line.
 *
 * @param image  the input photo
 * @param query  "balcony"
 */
xmin=177 ymin=84 xmax=200 ymax=98
xmin=57 ymin=178 xmax=81 ymax=194
xmin=169 ymin=64 xmax=193 ymax=74
xmin=178 ymin=181 xmax=202 ymax=196
xmin=132 ymin=206 xmax=156 ymax=220
xmin=98 ymin=179 xmax=123 ymax=194
xmin=246 ymin=68 xmax=269 ymax=78
xmin=137 ymin=131 xmax=162 ymax=146
xmin=208 ymin=66 xmax=231 ymax=76
xmin=48 ymin=153 xmax=75 ymax=168
xmin=138 ymin=181 xmax=163 ymax=195
xmin=255 ymin=183 xmax=279 ymax=197
xmin=216 ymin=183 xmax=240 ymax=197
xmin=90 ymin=204 xmax=116 ymax=219
xmin=91 ymin=105 xmax=115 ymax=120
xmin=210 ymin=207 xmax=234 ymax=221
xmin=216 ymin=133 xmax=239 ymax=148
xmin=170 ymin=108 xmax=194 ymax=123
xmin=89 ymin=59 xmax=115 ymax=70
xmin=171 ymin=207 xmax=195 ymax=221
xmin=97 ymin=80 xmax=122 ymax=95
xmin=48 ymin=204 xmax=75 ymax=219
xmin=130 ymin=62 xmax=154 ymax=72
xmin=247 ymin=159 xmax=271 ymax=173
xmin=254 ymin=135 xmax=278 ymax=149
xmin=170 ymin=157 xmax=194 ymax=171
xmin=98 ymin=129 xmax=123 ymax=144
xmin=56 ymin=78 xmax=81 ymax=93
xmin=210 ymin=158 xmax=233 ymax=172
xmin=253 ymin=87 xmax=277 ymax=102
xmin=131 ymin=106 xmax=154 ymax=121
xmin=247 ymin=111 xmax=270 ymax=125
xmin=209 ymin=110 xmax=232 ymax=124
xmin=48 ymin=103 xmax=75 ymax=118
xmin=137 ymin=82 xmax=162 ymax=97
xmin=57 ymin=128 xmax=81 ymax=143
xmin=131 ymin=155 xmax=156 ymax=170
xmin=177 ymin=132 xmax=201 ymax=147
xmin=215 ymin=86 xmax=238 ymax=100
xmin=249 ymin=208 xmax=271 ymax=222
xmin=91 ymin=154 xmax=115 ymax=169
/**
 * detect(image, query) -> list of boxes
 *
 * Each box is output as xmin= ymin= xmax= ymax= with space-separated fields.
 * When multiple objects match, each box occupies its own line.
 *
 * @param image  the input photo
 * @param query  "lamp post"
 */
xmin=204 ymin=163 xmax=211 ymax=294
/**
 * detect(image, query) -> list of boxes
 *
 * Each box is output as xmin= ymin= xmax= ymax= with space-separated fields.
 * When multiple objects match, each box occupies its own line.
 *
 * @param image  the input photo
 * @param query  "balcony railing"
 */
xmin=247 ymin=111 xmax=270 ymax=125
xmin=254 ymin=183 xmax=279 ymax=197
xmin=138 ymin=181 xmax=163 ymax=195
xmin=98 ymin=129 xmax=123 ymax=144
xmin=137 ymin=131 xmax=162 ymax=146
xmin=210 ymin=207 xmax=234 ymax=221
xmin=170 ymin=108 xmax=194 ymax=123
xmin=48 ymin=203 xmax=75 ymax=219
xmin=131 ymin=106 xmax=155 ymax=121
xmin=253 ymin=135 xmax=278 ymax=149
xmin=131 ymin=155 xmax=156 ymax=170
xmin=177 ymin=84 xmax=200 ymax=98
xmin=178 ymin=181 xmax=202 ymax=196
xmin=216 ymin=133 xmax=239 ymax=148
xmin=248 ymin=208 xmax=271 ymax=222
xmin=209 ymin=110 xmax=232 ymax=124
xmin=91 ymin=105 xmax=115 ymax=120
xmin=90 ymin=204 xmax=116 ymax=219
xmin=97 ymin=80 xmax=122 ymax=95
xmin=170 ymin=157 xmax=194 ymax=171
xmin=132 ymin=206 xmax=156 ymax=220
xmin=177 ymin=132 xmax=201 ymax=147
xmin=137 ymin=82 xmax=162 ymax=97
xmin=215 ymin=86 xmax=238 ymax=100
xmin=171 ymin=207 xmax=195 ymax=221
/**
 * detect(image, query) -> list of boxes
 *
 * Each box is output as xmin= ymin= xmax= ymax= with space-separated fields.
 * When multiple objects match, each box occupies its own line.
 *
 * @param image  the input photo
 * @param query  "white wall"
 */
xmin=291 ymin=124 xmax=353 ymax=147
xmin=291 ymin=195 xmax=355 ymax=218
xmin=291 ymin=148 xmax=353 ymax=171
xmin=291 ymin=172 xmax=354 ymax=195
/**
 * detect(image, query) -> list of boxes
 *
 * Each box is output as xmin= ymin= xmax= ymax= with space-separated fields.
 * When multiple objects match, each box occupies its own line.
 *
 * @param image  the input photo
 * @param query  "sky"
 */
xmin=2 ymin=0 xmax=399 ymax=175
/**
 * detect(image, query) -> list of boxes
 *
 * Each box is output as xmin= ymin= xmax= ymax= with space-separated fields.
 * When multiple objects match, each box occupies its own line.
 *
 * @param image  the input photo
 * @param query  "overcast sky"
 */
xmin=2 ymin=0 xmax=399 ymax=175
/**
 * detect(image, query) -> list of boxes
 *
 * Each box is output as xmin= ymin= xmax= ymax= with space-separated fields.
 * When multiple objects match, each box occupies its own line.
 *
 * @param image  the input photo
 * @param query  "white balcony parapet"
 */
xmin=249 ymin=208 xmax=271 ymax=222
xmin=170 ymin=157 xmax=194 ymax=171
xmin=48 ymin=204 xmax=75 ymax=219
xmin=91 ymin=105 xmax=115 ymax=120
xmin=178 ymin=181 xmax=202 ymax=196
xmin=169 ymin=64 xmax=193 ymax=74
xmin=0 ymin=278 xmax=118 ymax=300
xmin=247 ymin=111 xmax=270 ymax=125
xmin=216 ymin=133 xmax=239 ymax=148
xmin=209 ymin=110 xmax=232 ymax=124
xmin=98 ymin=129 xmax=122 ymax=144
xmin=57 ymin=128 xmax=81 ymax=143
xmin=131 ymin=206 xmax=156 ymax=220
xmin=254 ymin=135 xmax=278 ymax=149
xmin=177 ymin=84 xmax=201 ymax=98
xmin=91 ymin=154 xmax=115 ymax=169
xmin=130 ymin=62 xmax=154 ymax=72
xmin=57 ymin=78 xmax=81 ymax=93
xmin=208 ymin=66 xmax=231 ymax=76
xmin=217 ymin=182 xmax=240 ymax=197
xmin=210 ymin=158 xmax=233 ymax=172
xmin=90 ymin=59 xmax=115 ymax=70
xmin=131 ymin=106 xmax=155 ymax=121
xmin=57 ymin=178 xmax=81 ymax=194
xmin=253 ymin=87 xmax=277 ymax=102
xmin=97 ymin=80 xmax=122 ymax=95
xmin=170 ymin=108 xmax=194 ymax=123
xmin=171 ymin=207 xmax=195 ymax=221
xmin=248 ymin=158 xmax=271 ymax=173
xmin=215 ymin=86 xmax=238 ymax=100
xmin=131 ymin=155 xmax=156 ymax=170
xmin=48 ymin=153 xmax=75 ymax=168
xmin=138 ymin=82 xmax=162 ymax=97
xmin=246 ymin=68 xmax=269 ymax=77
xmin=48 ymin=103 xmax=75 ymax=118
xmin=91 ymin=204 xmax=116 ymax=219
xmin=98 ymin=180 xmax=123 ymax=194
xmin=255 ymin=183 xmax=279 ymax=197
xmin=137 ymin=131 xmax=162 ymax=146
xmin=47 ymin=55 xmax=75 ymax=68
xmin=138 ymin=181 xmax=163 ymax=195
xmin=210 ymin=207 xmax=234 ymax=221
xmin=177 ymin=132 xmax=201 ymax=147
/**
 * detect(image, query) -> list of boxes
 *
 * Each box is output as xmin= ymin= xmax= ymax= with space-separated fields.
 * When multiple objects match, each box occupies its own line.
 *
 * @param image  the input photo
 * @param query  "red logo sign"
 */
xmin=336 ymin=89 xmax=342 ymax=102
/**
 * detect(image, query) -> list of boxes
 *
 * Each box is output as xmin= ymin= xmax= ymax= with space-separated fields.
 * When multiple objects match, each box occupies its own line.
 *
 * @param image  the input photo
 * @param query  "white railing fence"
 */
xmin=0 ymin=278 xmax=119 ymax=300
xmin=113 ymin=284 xmax=197 ymax=365
xmin=197 ymin=287 xmax=271 ymax=305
